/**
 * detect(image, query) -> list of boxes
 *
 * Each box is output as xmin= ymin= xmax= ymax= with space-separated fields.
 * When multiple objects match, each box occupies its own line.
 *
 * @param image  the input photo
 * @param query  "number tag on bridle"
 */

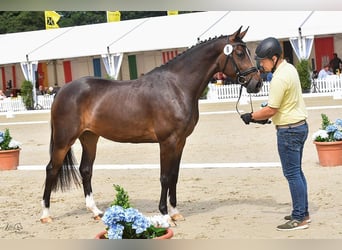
xmin=223 ymin=44 xmax=233 ymax=55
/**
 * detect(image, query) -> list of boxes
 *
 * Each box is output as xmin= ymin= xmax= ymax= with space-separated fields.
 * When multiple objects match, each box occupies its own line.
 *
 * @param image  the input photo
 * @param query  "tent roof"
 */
xmin=107 ymin=11 xmax=229 ymax=53
xmin=0 ymin=11 xmax=341 ymax=65
xmin=300 ymin=11 xmax=342 ymax=37
xmin=28 ymin=18 xmax=151 ymax=62
xmin=198 ymin=11 xmax=314 ymax=41
xmin=0 ymin=28 xmax=73 ymax=64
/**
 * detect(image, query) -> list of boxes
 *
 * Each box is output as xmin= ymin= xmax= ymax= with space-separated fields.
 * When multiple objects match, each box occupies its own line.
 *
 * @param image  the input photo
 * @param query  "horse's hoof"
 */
xmin=40 ymin=217 xmax=53 ymax=223
xmin=168 ymin=218 xmax=177 ymax=227
xmin=93 ymin=214 xmax=103 ymax=220
xmin=171 ymin=213 xmax=185 ymax=221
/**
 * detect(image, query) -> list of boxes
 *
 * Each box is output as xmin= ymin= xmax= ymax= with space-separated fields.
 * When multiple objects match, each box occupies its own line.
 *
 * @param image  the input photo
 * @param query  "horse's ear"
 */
xmin=239 ymin=26 xmax=249 ymax=40
xmin=230 ymin=26 xmax=243 ymax=42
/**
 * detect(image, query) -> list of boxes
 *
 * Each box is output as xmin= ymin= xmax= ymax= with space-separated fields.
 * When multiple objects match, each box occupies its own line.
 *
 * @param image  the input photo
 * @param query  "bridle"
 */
xmin=220 ymin=38 xmax=259 ymax=116
xmin=221 ymin=39 xmax=258 ymax=87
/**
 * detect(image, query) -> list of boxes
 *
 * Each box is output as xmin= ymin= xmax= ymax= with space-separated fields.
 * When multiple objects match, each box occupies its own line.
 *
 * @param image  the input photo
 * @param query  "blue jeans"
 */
xmin=277 ymin=122 xmax=309 ymax=221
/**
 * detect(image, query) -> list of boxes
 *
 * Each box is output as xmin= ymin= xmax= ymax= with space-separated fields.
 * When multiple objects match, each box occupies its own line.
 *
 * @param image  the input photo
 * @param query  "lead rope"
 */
xmin=236 ymin=84 xmax=272 ymax=125
xmin=235 ymin=85 xmax=254 ymax=116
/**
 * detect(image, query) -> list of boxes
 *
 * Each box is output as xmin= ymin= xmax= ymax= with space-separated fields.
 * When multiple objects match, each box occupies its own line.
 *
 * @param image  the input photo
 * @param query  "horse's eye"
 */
xmin=236 ymin=50 xmax=244 ymax=58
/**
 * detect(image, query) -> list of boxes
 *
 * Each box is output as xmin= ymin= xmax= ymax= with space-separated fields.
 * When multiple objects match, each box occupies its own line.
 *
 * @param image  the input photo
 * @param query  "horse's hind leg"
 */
xmin=40 ymin=148 xmax=71 ymax=223
xmin=79 ymin=132 xmax=103 ymax=220
xmin=41 ymin=162 xmax=58 ymax=223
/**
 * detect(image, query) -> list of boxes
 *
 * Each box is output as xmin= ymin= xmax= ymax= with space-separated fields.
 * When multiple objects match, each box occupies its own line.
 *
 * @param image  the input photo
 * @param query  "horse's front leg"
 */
xmin=168 ymin=163 xmax=185 ymax=222
xmin=79 ymin=133 xmax=103 ymax=220
xmin=159 ymin=138 xmax=185 ymax=222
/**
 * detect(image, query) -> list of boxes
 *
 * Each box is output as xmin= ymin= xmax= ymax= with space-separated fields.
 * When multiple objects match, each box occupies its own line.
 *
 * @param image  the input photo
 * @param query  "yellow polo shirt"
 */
xmin=267 ymin=60 xmax=308 ymax=125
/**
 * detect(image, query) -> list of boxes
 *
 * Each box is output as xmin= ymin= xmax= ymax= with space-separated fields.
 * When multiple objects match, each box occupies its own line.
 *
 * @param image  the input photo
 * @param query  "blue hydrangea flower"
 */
xmin=102 ymin=206 xmax=125 ymax=227
xmin=124 ymin=207 xmax=139 ymax=223
xmin=334 ymin=130 xmax=342 ymax=141
xmin=101 ymin=205 xmax=153 ymax=239
xmin=326 ymin=124 xmax=338 ymax=133
xmin=132 ymin=214 xmax=151 ymax=234
xmin=335 ymin=118 xmax=342 ymax=127
xmin=107 ymin=224 xmax=125 ymax=239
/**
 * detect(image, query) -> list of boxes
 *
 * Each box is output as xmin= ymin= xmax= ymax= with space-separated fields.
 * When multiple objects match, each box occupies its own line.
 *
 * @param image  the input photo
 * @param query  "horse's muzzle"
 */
xmin=246 ymin=79 xmax=263 ymax=94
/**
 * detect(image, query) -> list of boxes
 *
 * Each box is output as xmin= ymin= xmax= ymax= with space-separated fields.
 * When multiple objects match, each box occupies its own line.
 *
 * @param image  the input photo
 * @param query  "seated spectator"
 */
xmin=37 ymin=85 xmax=46 ymax=95
xmin=0 ymin=89 xmax=6 ymax=100
xmin=213 ymin=72 xmax=226 ymax=84
xmin=318 ymin=64 xmax=333 ymax=79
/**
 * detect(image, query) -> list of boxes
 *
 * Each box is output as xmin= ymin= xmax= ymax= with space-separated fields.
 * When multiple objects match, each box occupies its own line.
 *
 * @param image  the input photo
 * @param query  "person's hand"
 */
xmin=240 ymin=113 xmax=271 ymax=125
xmin=240 ymin=113 xmax=254 ymax=125
xmin=254 ymin=119 xmax=272 ymax=125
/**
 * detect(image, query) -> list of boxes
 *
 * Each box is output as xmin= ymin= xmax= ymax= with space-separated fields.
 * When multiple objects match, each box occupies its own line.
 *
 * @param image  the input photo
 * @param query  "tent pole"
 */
xmin=298 ymin=27 xmax=303 ymax=59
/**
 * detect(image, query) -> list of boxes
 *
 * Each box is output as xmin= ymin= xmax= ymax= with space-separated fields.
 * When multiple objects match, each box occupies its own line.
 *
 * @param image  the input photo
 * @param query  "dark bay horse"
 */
xmin=40 ymin=26 xmax=262 ymax=223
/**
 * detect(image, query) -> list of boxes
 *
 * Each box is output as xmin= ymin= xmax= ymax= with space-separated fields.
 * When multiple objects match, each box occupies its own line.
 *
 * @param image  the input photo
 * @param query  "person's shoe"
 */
xmin=277 ymin=219 xmax=309 ymax=231
xmin=284 ymin=214 xmax=311 ymax=223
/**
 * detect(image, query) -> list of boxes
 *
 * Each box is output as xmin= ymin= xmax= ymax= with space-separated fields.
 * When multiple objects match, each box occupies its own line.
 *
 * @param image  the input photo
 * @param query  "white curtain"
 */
xmin=289 ymin=35 xmax=314 ymax=60
xmin=101 ymin=53 xmax=123 ymax=80
xmin=20 ymin=60 xmax=38 ymax=105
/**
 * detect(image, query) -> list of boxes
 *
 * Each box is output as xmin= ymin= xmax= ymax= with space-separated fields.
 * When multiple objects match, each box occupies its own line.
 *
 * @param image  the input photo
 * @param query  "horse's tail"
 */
xmin=47 ymin=122 xmax=82 ymax=192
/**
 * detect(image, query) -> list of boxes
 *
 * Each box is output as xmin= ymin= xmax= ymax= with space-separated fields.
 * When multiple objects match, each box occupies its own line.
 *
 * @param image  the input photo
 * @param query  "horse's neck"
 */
xmin=163 ymin=39 xmax=225 ymax=99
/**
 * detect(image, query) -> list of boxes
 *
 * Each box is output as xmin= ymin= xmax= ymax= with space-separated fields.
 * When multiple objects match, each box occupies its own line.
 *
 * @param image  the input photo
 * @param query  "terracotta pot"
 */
xmin=154 ymin=228 xmax=173 ymax=239
xmin=314 ymin=141 xmax=342 ymax=167
xmin=0 ymin=148 xmax=20 ymax=170
xmin=94 ymin=228 xmax=173 ymax=239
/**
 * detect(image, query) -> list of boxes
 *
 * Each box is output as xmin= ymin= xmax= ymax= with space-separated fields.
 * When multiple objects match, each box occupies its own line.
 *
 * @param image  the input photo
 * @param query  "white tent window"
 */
xmin=101 ymin=53 xmax=123 ymax=80
xmin=20 ymin=60 xmax=38 ymax=105
xmin=289 ymin=35 xmax=314 ymax=60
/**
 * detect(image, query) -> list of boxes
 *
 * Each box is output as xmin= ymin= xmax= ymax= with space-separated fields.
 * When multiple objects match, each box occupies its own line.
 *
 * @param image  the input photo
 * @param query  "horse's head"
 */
xmin=218 ymin=26 xmax=262 ymax=94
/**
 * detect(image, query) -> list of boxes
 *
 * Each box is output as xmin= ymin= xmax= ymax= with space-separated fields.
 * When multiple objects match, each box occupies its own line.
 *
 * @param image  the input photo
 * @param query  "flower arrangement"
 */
xmin=100 ymin=184 xmax=171 ymax=239
xmin=312 ymin=114 xmax=342 ymax=142
xmin=0 ymin=128 xmax=21 ymax=150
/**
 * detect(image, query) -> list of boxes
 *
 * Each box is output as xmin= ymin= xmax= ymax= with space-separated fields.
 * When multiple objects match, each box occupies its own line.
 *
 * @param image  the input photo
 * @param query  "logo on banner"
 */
xmin=44 ymin=11 xmax=61 ymax=29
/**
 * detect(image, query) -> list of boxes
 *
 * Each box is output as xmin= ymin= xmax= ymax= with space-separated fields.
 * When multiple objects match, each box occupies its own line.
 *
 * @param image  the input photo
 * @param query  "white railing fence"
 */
xmin=1 ymin=76 xmax=342 ymax=113
xmin=207 ymin=81 xmax=270 ymax=100
xmin=312 ymin=76 xmax=342 ymax=93
xmin=207 ymin=75 xmax=342 ymax=100
xmin=36 ymin=95 xmax=55 ymax=109
xmin=0 ymin=95 xmax=54 ymax=113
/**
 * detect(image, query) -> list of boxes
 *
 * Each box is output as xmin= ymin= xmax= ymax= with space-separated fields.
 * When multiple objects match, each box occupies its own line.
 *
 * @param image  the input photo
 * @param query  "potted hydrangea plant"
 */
xmin=0 ymin=128 xmax=21 ymax=170
xmin=95 ymin=184 xmax=173 ymax=239
xmin=312 ymin=114 xmax=342 ymax=167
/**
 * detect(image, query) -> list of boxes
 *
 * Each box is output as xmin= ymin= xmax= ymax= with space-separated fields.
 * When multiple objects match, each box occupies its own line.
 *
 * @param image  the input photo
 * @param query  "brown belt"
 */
xmin=276 ymin=120 xmax=306 ymax=129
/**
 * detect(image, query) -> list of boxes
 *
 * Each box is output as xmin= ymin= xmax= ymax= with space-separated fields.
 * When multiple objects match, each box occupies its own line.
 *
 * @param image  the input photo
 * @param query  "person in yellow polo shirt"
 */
xmin=240 ymin=37 xmax=310 ymax=231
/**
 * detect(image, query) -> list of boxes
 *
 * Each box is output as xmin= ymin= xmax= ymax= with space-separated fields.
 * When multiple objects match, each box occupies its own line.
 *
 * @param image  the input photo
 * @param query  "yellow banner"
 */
xmin=44 ymin=11 xmax=61 ymax=29
xmin=167 ymin=10 xmax=178 ymax=16
xmin=107 ymin=11 xmax=121 ymax=22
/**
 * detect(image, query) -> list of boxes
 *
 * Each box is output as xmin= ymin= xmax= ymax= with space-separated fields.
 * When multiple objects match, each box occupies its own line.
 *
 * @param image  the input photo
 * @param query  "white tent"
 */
xmin=0 ymin=28 xmax=73 ymax=65
xmin=106 ymin=11 xmax=229 ymax=54
xmin=27 ymin=18 xmax=147 ymax=61
xmin=300 ymin=11 xmax=342 ymax=37
xmin=0 ymin=11 xmax=341 ymax=66
xmin=197 ymin=11 xmax=314 ymax=42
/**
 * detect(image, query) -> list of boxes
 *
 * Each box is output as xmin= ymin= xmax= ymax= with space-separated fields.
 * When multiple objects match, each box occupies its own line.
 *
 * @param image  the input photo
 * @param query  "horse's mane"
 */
xmin=149 ymin=35 xmax=228 ymax=73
